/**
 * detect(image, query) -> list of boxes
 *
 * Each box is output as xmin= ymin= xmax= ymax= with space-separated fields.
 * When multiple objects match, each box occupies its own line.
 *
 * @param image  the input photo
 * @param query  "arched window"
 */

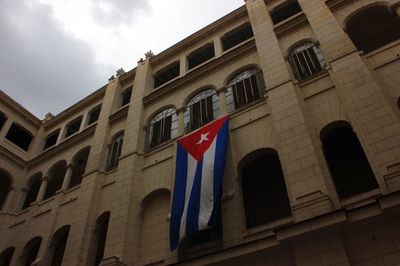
xmin=0 ymin=247 xmax=15 ymax=266
xmin=48 ymin=225 xmax=70 ymax=266
xmin=22 ymin=173 xmax=42 ymax=209
xmin=106 ymin=133 xmax=124 ymax=170
xmin=346 ymin=5 xmax=400 ymax=53
xmin=226 ymin=69 xmax=265 ymax=112
xmin=93 ymin=212 xmax=110 ymax=266
xmin=69 ymin=147 xmax=91 ymax=188
xmin=147 ymin=108 xmax=178 ymax=149
xmin=184 ymin=89 xmax=220 ymax=133
xmin=0 ymin=170 xmax=11 ymax=210
xmin=321 ymin=121 xmax=378 ymax=199
xmin=240 ymin=149 xmax=292 ymax=229
xmin=21 ymin=237 xmax=42 ymax=266
xmin=289 ymin=42 xmax=326 ymax=81
xmin=45 ymin=161 xmax=67 ymax=200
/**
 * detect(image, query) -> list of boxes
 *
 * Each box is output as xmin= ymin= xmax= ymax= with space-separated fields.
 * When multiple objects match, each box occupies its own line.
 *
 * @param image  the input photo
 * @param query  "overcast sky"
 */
xmin=0 ymin=0 xmax=244 ymax=119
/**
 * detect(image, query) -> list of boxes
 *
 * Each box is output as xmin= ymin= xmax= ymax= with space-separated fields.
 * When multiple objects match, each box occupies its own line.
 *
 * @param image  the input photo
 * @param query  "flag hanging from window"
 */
xmin=170 ymin=116 xmax=229 ymax=251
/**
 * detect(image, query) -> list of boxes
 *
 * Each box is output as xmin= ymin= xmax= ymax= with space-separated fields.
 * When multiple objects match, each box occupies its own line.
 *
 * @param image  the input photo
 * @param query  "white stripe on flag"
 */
xmin=179 ymin=153 xmax=197 ymax=241
xmin=198 ymin=137 xmax=217 ymax=230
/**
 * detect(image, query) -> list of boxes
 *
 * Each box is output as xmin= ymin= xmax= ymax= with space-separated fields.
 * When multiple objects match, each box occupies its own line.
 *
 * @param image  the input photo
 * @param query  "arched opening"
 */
xmin=45 ymin=161 xmax=67 ymax=199
xmin=48 ymin=225 xmax=70 ymax=266
xmin=21 ymin=237 xmax=42 ymax=266
xmin=346 ymin=5 xmax=400 ymax=53
xmin=146 ymin=108 xmax=178 ymax=150
xmin=240 ymin=149 xmax=292 ymax=229
xmin=139 ymin=190 xmax=170 ymax=265
xmin=69 ymin=147 xmax=91 ymax=188
xmin=321 ymin=121 xmax=379 ymax=199
xmin=0 ymin=170 xmax=11 ymax=210
xmin=92 ymin=211 xmax=110 ymax=266
xmin=0 ymin=247 xmax=15 ymax=266
xmin=22 ymin=173 xmax=42 ymax=209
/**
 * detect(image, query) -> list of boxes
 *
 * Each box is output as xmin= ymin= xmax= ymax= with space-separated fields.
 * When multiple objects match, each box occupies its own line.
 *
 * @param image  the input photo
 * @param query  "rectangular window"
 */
xmin=270 ymin=0 xmax=302 ymax=25
xmin=107 ymin=135 xmax=123 ymax=170
xmin=122 ymin=87 xmax=132 ymax=106
xmin=222 ymin=23 xmax=254 ymax=51
xmin=43 ymin=129 xmax=60 ymax=150
xmin=88 ymin=105 xmax=101 ymax=125
xmin=5 ymin=123 xmax=33 ymax=151
xmin=0 ymin=112 xmax=7 ymax=130
xmin=65 ymin=117 xmax=82 ymax=138
xmin=154 ymin=61 xmax=180 ymax=88
xmin=187 ymin=43 xmax=215 ymax=70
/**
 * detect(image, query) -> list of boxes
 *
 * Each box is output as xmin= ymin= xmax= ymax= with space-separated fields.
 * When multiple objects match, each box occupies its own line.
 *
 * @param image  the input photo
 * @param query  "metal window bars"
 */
xmin=289 ymin=42 xmax=326 ymax=81
xmin=147 ymin=108 xmax=178 ymax=149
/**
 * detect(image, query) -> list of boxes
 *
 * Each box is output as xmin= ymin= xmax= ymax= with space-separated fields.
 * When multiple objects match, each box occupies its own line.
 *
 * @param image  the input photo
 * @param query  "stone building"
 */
xmin=1 ymin=0 xmax=400 ymax=265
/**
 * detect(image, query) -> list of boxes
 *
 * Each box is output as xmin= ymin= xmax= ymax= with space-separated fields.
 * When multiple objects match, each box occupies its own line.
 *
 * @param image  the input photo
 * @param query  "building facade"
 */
xmin=1 ymin=0 xmax=400 ymax=265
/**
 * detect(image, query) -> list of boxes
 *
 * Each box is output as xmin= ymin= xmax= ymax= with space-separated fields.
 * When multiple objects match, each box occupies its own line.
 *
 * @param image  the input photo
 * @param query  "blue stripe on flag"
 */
xmin=186 ymin=160 xmax=203 ymax=235
xmin=209 ymin=119 xmax=229 ymax=226
xmin=170 ymin=143 xmax=188 ymax=251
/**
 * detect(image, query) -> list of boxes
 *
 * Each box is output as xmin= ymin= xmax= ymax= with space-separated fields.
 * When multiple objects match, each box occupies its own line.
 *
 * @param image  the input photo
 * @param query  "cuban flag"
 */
xmin=170 ymin=116 xmax=229 ymax=250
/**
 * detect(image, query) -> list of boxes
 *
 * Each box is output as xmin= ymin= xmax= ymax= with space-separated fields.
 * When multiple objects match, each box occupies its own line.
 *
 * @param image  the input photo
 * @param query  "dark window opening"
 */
xmin=222 ymin=23 xmax=254 ymax=51
xmin=241 ymin=149 xmax=292 ymax=229
xmin=5 ymin=123 xmax=33 ymax=151
xmin=107 ymin=134 xmax=124 ymax=170
xmin=69 ymin=148 xmax=90 ymax=188
xmin=88 ymin=105 xmax=101 ymax=125
xmin=65 ymin=117 xmax=82 ymax=138
xmin=0 ymin=247 xmax=15 ymax=266
xmin=122 ymin=86 xmax=132 ymax=106
xmin=45 ymin=162 xmax=67 ymax=200
xmin=346 ymin=5 xmax=400 ymax=53
xmin=50 ymin=226 xmax=70 ymax=266
xmin=23 ymin=238 xmax=41 ymax=266
xmin=289 ymin=42 xmax=326 ymax=81
xmin=154 ymin=61 xmax=180 ymax=88
xmin=226 ymin=69 xmax=265 ymax=112
xmin=0 ymin=112 xmax=7 ymax=131
xmin=43 ymin=129 xmax=60 ymax=150
xmin=321 ymin=122 xmax=379 ymax=199
xmin=0 ymin=172 xmax=10 ymax=210
xmin=188 ymin=43 xmax=215 ymax=70
xmin=270 ymin=0 xmax=302 ymax=25
xmin=147 ymin=108 xmax=178 ymax=149
xmin=22 ymin=174 xmax=42 ymax=209
xmin=94 ymin=212 xmax=110 ymax=266
xmin=184 ymin=90 xmax=220 ymax=133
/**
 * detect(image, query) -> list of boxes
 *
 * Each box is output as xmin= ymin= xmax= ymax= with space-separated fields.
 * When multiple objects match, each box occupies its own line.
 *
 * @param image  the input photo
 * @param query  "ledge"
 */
xmin=274 ymin=12 xmax=308 ymax=38
xmin=326 ymin=0 xmax=356 ymax=11
xmin=109 ymin=105 xmax=129 ymax=125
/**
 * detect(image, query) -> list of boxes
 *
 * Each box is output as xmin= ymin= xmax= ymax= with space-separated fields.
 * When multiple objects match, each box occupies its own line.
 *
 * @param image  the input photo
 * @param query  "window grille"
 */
xmin=184 ymin=89 xmax=220 ymax=133
xmin=289 ymin=42 xmax=326 ymax=81
xmin=107 ymin=133 xmax=124 ymax=170
xmin=147 ymin=108 xmax=178 ymax=149
xmin=226 ymin=69 xmax=265 ymax=112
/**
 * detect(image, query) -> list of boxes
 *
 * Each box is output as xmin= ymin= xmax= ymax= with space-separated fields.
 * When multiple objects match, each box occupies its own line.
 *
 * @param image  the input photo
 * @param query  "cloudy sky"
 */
xmin=0 ymin=0 xmax=243 ymax=118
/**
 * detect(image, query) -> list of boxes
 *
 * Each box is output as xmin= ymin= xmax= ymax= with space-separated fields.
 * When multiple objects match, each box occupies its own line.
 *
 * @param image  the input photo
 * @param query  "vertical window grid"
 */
xmin=289 ymin=42 xmax=326 ymax=81
xmin=147 ymin=108 xmax=178 ymax=149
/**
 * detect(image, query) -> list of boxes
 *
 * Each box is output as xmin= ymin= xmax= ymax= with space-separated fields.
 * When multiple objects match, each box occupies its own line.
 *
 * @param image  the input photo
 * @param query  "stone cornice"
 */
xmin=27 ymin=124 xmax=96 ymax=168
xmin=119 ymin=68 xmax=136 ymax=85
xmin=143 ymin=38 xmax=257 ymax=107
xmin=0 ymin=144 xmax=27 ymax=168
xmin=0 ymin=90 xmax=42 ymax=128
xmin=109 ymin=105 xmax=129 ymax=125
xmin=274 ymin=12 xmax=308 ymax=38
xmin=325 ymin=0 xmax=356 ymax=11
xmin=149 ymin=5 xmax=248 ymax=67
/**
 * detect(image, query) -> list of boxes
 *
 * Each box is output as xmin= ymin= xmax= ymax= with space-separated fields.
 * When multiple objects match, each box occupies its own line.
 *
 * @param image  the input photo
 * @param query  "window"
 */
xmin=107 ymin=133 xmax=124 ymax=170
xmin=222 ymin=23 xmax=254 ymax=51
xmin=0 ymin=112 xmax=7 ymax=131
xmin=240 ymin=149 xmax=292 ymax=229
xmin=65 ymin=117 xmax=82 ymax=138
xmin=270 ymin=0 xmax=302 ymax=24
xmin=184 ymin=89 xmax=220 ymax=133
xmin=188 ymin=43 xmax=215 ymax=70
xmin=289 ymin=42 xmax=326 ymax=81
xmin=122 ymin=86 xmax=132 ymax=106
xmin=5 ymin=123 xmax=33 ymax=151
xmin=226 ymin=69 xmax=265 ymax=112
xmin=0 ymin=171 xmax=11 ymax=210
xmin=147 ymin=108 xmax=178 ymax=149
xmin=45 ymin=161 xmax=67 ymax=200
xmin=346 ymin=5 xmax=400 ymax=53
xmin=0 ymin=247 xmax=15 ymax=266
xmin=321 ymin=121 xmax=379 ymax=199
xmin=22 ymin=174 xmax=42 ymax=209
xmin=88 ymin=105 xmax=101 ymax=125
xmin=21 ymin=237 xmax=42 ymax=266
xmin=43 ymin=129 xmax=60 ymax=150
xmin=93 ymin=212 xmax=110 ymax=266
xmin=154 ymin=61 xmax=180 ymax=88
xmin=49 ymin=226 xmax=70 ymax=266
xmin=69 ymin=147 xmax=90 ymax=188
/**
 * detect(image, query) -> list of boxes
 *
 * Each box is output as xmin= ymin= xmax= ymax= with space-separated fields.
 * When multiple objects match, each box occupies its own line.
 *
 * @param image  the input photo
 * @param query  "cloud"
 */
xmin=92 ymin=0 xmax=151 ymax=26
xmin=0 ymin=0 xmax=114 ymax=118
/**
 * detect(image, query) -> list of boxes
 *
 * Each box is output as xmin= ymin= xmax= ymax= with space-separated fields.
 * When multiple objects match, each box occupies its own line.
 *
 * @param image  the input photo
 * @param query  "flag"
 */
xmin=170 ymin=116 xmax=229 ymax=251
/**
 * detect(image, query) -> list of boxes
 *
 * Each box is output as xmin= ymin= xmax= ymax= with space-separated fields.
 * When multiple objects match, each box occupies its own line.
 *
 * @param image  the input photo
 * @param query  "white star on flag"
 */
xmin=196 ymin=132 xmax=210 ymax=145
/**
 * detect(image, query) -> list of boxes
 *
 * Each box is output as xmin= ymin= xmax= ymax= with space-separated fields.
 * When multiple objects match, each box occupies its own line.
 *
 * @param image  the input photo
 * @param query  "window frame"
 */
xmin=106 ymin=133 xmax=124 ymax=170
xmin=146 ymin=108 xmax=178 ymax=150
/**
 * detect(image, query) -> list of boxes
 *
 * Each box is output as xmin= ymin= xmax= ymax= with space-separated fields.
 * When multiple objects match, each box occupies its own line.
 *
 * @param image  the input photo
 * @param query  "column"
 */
xmin=2 ymin=186 xmax=15 ymax=212
xmin=61 ymin=164 xmax=74 ymax=191
xmin=179 ymin=55 xmax=187 ymax=76
xmin=56 ymin=126 xmax=66 ymax=144
xmin=36 ymin=176 xmax=49 ymax=202
xmin=177 ymin=107 xmax=186 ymax=136
xmin=18 ymin=187 xmax=28 ymax=210
xmin=214 ymin=37 xmax=223 ymax=57
xmin=79 ymin=112 xmax=89 ymax=131
xmin=217 ymin=87 xmax=228 ymax=116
